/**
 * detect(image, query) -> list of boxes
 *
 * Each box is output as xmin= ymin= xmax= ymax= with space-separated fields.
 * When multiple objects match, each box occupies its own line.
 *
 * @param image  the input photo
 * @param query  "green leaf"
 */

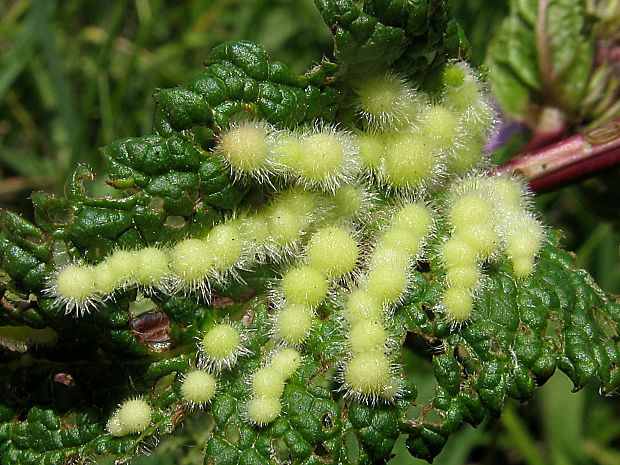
xmin=153 ymin=40 xmax=340 ymax=133
xmin=2 ymin=190 xmax=619 ymax=465
xmin=402 ymin=234 xmax=620 ymax=460
xmin=487 ymin=0 xmax=595 ymax=119
xmin=0 ymin=3 xmax=618 ymax=465
xmin=314 ymin=0 xmax=466 ymax=87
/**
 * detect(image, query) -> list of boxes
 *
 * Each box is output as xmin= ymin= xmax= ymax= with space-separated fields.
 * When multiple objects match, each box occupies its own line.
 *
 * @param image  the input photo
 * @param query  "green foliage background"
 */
xmin=0 ymin=1 xmax=619 ymax=464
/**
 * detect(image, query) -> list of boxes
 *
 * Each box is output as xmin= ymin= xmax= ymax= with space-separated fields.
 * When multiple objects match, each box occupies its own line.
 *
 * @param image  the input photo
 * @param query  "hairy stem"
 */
xmin=496 ymin=118 xmax=620 ymax=191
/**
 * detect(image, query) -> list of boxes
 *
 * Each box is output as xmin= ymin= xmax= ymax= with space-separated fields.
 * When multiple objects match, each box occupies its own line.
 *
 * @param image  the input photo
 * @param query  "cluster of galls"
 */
xmin=40 ymin=61 xmax=543 ymax=432
xmin=48 ymin=186 xmax=366 ymax=313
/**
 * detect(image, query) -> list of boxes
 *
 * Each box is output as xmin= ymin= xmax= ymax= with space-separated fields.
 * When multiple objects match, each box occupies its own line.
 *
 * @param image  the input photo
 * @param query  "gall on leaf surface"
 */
xmin=0 ymin=1 xmax=618 ymax=464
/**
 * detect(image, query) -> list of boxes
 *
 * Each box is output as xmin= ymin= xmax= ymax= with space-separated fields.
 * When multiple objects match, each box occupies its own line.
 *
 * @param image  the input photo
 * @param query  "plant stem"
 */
xmin=495 ymin=118 xmax=620 ymax=191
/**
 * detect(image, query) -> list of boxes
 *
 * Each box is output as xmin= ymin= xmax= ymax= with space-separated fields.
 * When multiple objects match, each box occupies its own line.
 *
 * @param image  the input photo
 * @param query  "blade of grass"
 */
xmin=97 ymin=72 xmax=113 ymax=143
xmin=0 ymin=1 xmax=44 ymax=102
xmin=79 ymin=0 xmax=131 ymax=142
xmin=0 ymin=147 xmax=55 ymax=179
xmin=36 ymin=0 xmax=85 ymax=171
xmin=433 ymin=423 xmax=487 ymax=465
xmin=0 ymin=175 xmax=50 ymax=198
xmin=108 ymin=4 xmax=156 ymax=136
xmin=540 ymin=374 xmax=588 ymax=465
xmin=0 ymin=0 xmax=32 ymax=37
xmin=594 ymin=226 xmax=620 ymax=294
xmin=501 ymin=404 xmax=547 ymax=465
xmin=576 ymin=222 xmax=613 ymax=265
xmin=3 ymin=89 xmax=38 ymax=142
xmin=582 ymin=439 xmax=620 ymax=465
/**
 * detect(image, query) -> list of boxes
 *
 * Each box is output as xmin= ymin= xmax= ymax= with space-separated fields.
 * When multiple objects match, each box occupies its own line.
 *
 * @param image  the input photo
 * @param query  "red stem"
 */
xmin=495 ymin=118 xmax=620 ymax=192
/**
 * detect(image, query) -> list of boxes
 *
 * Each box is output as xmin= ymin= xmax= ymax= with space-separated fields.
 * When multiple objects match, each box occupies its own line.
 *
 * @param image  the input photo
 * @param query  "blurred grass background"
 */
xmin=0 ymin=0 xmax=331 ymax=209
xmin=1 ymin=1 xmax=619 ymax=464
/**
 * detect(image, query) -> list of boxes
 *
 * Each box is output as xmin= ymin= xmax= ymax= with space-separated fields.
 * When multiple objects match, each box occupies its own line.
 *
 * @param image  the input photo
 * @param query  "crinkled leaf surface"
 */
xmin=153 ymin=40 xmax=340 ymax=133
xmin=1 ymin=2 xmax=619 ymax=465
xmin=314 ymin=0 xmax=468 ymax=87
xmin=2 ymin=213 xmax=619 ymax=465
